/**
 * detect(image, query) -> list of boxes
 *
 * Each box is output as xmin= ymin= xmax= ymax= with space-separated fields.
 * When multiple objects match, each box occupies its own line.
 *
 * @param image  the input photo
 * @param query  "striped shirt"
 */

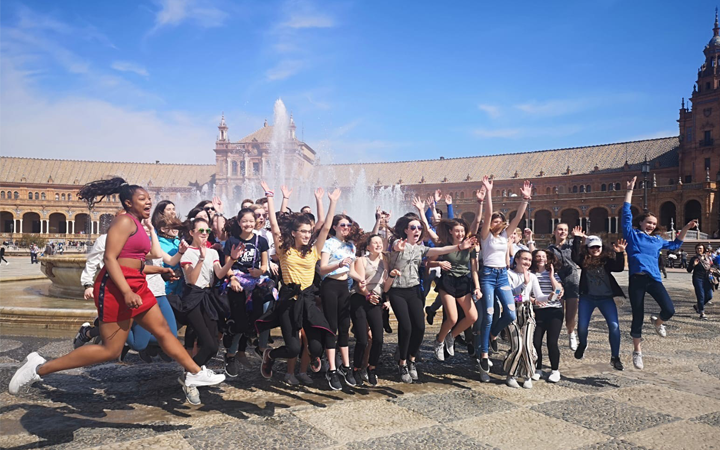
xmin=278 ymin=247 xmax=320 ymax=290
xmin=534 ymin=270 xmax=562 ymax=309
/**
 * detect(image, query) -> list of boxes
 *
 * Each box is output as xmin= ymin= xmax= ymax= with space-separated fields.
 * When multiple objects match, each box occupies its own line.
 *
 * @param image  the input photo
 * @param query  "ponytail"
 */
xmin=78 ymin=177 xmax=143 ymax=210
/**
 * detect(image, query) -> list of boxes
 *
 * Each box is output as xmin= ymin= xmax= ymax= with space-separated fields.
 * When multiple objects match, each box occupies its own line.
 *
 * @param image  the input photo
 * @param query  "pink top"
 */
xmin=117 ymin=214 xmax=151 ymax=260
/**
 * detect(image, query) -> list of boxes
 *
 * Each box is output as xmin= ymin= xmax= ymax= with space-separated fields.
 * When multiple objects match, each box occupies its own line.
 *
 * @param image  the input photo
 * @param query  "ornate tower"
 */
xmin=218 ymin=113 xmax=228 ymax=142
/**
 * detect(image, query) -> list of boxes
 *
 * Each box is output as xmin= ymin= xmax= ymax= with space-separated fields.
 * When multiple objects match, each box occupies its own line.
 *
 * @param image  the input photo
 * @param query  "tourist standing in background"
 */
xmin=688 ymin=243 xmax=712 ymax=320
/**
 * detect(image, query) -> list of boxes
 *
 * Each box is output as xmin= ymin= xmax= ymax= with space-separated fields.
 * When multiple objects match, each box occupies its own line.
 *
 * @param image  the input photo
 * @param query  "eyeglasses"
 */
xmin=204 ymin=206 xmax=216 ymax=212
xmin=338 ymin=223 xmax=352 ymax=228
xmin=255 ymin=213 xmax=269 ymax=218
xmin=196 ymin=228 xmax=211 ymax=234
xmin=409 ymin=225 xmax=423 ymax=231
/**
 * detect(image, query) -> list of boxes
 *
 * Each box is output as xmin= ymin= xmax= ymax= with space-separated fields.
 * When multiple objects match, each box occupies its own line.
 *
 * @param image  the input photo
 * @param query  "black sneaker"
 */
xmin=367 ymin=368 xmax=378 ymax=386
xmin=158 ymin=350 xmax=172 ymax=362
xmin=480 ymin=357 xmax=489 ymax=372
xmin=425 ymin=306 xmax=436 ymax=325
xmin=398 ymin=364 xmax=412 ymax=383
xmin=260 ymin=348 xmax=274 ymax=379
xmin=467 ymin=343 xmax=475 ymax=357
xmin=693 ymin=304 xmax=699 ymax=313
xmin=326 ymin=370 xmax=342 ymax=390
xmin=611 ymin=356 xmax=624 ymax=371
xmin=383 ymin=310 xmax=393 ymax=333
xmin=138 ymin=349 xmax=153 ymax=363
xmin=574 ymin=343 xmax=587 ymax=360
xmin=118 ymin=345 xmax=130 ymax=363
xmin=225 ymin=354 xmax=239 ymax=377
xmin=72 ymin=322 xmax=93 ymax=349
xmin=408 ymin=360 xmax=418 ymax=381
xmin=455 ymin=334 xmax=467 ymax=347
xmin=353 ymin=369 xmax=364 ymax=387
xmin=338 ymin=365 xmax=357 ymax=386
xmin=490 ymin=338 xmax=498 ymax=354
xmin=146 ymin=346 xmax=158 ymax=357
xmin=254 ymin=346 xmax=263 ymax=358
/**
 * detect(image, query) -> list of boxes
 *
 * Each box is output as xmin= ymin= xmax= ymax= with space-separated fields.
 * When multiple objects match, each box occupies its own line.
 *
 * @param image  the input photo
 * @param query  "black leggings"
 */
xmin=533 ymin=307 xmax=563 ymax=371
xmin=183 ymin=306 xmax=219 ymax=367
xmin=388 ymin=287 xmax=425 ymax=361
xmin=269 ymin=303 xmax=324 ymax=361
xmin=350 ymin=293 xmax=384 ymax=368
xmin=320 ymin=277 xmax=351 ymax=347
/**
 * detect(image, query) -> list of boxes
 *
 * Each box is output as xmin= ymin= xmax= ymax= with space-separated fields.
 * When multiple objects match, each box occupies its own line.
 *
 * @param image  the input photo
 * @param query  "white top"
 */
xmin=481 ymin=230 xmax=509 ymax=268
xmin=145 ymin=257 xmax=166 ymax=297
xmin=321 ymin=236 xmax=357 ymax=279
xmin=180 ymin=247 xmax=220 ymax=288
xmin=255 ymin=228 xmax=275 ymax=257
xmin=81 ymin=234 xmax=106 ymax=286
xmin=507 ymin=270 xmax=549 ymax=303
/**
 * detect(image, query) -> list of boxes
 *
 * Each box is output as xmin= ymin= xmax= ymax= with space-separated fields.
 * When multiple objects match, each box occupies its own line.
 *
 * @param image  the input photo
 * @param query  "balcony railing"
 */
xmin=699 ymin=138 xmax=714 ymax=147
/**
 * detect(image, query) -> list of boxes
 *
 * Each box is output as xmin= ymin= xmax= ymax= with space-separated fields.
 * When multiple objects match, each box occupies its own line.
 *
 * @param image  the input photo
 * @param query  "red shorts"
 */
xmin=94 ymin=265 xmax=157 ymax=322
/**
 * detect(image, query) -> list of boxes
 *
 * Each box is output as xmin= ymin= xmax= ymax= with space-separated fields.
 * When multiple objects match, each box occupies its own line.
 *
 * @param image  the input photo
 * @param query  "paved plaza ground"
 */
xmin=1 ymin=262 xmax=720 ymax=449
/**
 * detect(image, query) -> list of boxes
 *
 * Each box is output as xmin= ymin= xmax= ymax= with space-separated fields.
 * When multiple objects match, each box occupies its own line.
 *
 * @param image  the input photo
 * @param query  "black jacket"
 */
xmin=571 ymin=237 xmax=626 ymax=298
xmin=255 ymin=283 xmax=334 ymax=339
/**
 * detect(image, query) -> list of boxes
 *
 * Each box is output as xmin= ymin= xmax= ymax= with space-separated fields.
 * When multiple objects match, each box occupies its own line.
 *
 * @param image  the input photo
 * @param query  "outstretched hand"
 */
xmin=520 ymin=180 xmax=533 ymax=199
xmin=328 ymin=188 xmax=341 ymax=202
xmin=434 ymin=189 xmax=442 ymax=203
xmin=613 ymin=238 xmax=627 ymax=253
xmin=476 ymin=186 xmax=487 ymax=202
xmin=212 ymin=196 xmax=224 ymax=214
xmin=412 ymin=196 xmax=426 ymax=212
xmin=445 ymin=194 xmax=453 ymax=205
xmin=281 ymin=185 xmax=293 ymax=198
xmin=178 ymin=240 xmax=189 ymax=254
xmin=314 ymin=187 xmax=324 ymax=199
xmin=482 ymin=175 xmax=493 ymax=191
xmin=230 ymin=243 xmax=246 ymax=260
xmin=572 ymin=226 xmax=586 ymax=238
xmin=627 ymin=176 xmax=637 ymax=191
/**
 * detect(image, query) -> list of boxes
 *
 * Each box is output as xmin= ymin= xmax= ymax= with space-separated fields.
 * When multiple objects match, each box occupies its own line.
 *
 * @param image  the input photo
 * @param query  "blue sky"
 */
xmin=0 ymin=0 xmax=717 ymax=164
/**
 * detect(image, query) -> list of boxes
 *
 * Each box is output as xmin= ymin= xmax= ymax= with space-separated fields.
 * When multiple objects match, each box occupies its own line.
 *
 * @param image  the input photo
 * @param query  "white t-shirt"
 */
xmin=146 ymin=257 xmax=166 ymax=297
xmin=255 ymin=228 xmax=276 ymax=257
xmin=481 ymin=230 xmax=508 ymax=268
xmin=180 ymin=247 xmax=220 ymax=288
xmin=507 ymin=270 xmax=548 ymax=303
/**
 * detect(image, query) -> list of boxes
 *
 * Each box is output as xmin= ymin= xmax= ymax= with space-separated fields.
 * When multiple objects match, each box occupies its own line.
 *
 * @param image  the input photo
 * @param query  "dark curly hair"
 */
xmin=578 ymin=241 xmax=616 ymax=269
xmin=392 ymin=213 xmax=422 ymax=240
xmin=530 ymin=249 xmax=563 ymax=273
xmin=278 ymin=212 xmax=316 ymax=257
xmin=78 ymin=177 xmax=144 ymax=210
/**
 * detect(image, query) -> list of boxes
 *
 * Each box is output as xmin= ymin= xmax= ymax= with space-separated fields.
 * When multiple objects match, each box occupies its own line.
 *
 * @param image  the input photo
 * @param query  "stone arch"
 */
xmin=588 ymin=207 xmax=609 ymax=233
xmin=684 ymin=199 xmax=702 ymax=228
xmin=560 ymin=208 xmax=580 ymax=227
xmin=49 ymin=212 xmax=67 ymax=233
xmin=545 ymin=187 xmax=551 ymax=195
xmin=508 ymin=210 xmax=527 ymax=230
xmin=601 ymin=184 xmax=607 ymax=191
xmin=99 ymin=214 xmax=115 ymax=234
xmin=586 ymin=185 xmax=592 ymax=193
xmin=534 ymin=209 xmax=553 ymax=234
xmin=659 ymin=201 xmax=677 ymax=231
xmin=0 ymin=211 xmax=14 ymax=233
xmin=75 ymin=213 xmax=90 ymax=235
xmin=557 ymin=186 xmax=565 ymax=194
xmin=22 ymin=212 xmax=41 ymax=233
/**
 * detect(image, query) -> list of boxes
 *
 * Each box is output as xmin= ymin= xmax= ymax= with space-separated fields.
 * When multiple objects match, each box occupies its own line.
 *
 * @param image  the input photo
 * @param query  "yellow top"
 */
xmin=278 ymin=247 xmax=320 ymax=290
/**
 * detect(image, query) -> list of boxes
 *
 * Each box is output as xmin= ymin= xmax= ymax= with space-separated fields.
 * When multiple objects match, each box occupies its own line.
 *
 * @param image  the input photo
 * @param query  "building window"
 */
xmin=669 ymin=178 xmax=675 ymax=185
xmin=55 ymin=193 xmax=59 ymax=201
xmin=14 ymin=192 xmax=18 ymax=199
xmin=586 ymin=185 xmax=591 ymax=193
xmin=231 ymin=161 xmax=237 ymax=176
xmin=35 ymin=192 xmax=40 ymax=200
xmin=62 ymin=193 xmax=66 ymax=201
xmin=41 ymin=193 xmax=46 ymax=200
xmin=572 ymin=186 xmax=578 ymax=193
xmin=601 ymin=184 xmax=607 ymax=191
xmin=28 ymin=192 xmax=33 ymax=200
xmin=706 ymin=158 xmax=711 ymax=169
xmin=685 ymin=175 xmax=693 ymax=183
xmin=615 ymin=183 xmax=621 ymax=191
xmin=0 ymin=191 xmax=4 ymax=199
xmin=707 ymin=82 xmax=711 ymax=91
xmin=545 ymin=187 xmax=551 ymax=195
xmin=240 ymin=160 xmax=246 ymax=175
xmin=252 ymin=162 xmax=260 ymax=175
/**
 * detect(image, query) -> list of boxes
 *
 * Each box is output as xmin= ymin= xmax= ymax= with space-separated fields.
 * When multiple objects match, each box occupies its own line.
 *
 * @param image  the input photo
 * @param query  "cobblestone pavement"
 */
xmin=2 ymin=271 xmax=720 ymax=449
xmin=0 ymin=256 xmax=44 ymax=280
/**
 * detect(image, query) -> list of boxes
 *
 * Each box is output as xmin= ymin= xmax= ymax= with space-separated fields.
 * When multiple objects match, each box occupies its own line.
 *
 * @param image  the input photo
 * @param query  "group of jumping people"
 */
xmin=8 ymin=174 xmax=699 ymax=404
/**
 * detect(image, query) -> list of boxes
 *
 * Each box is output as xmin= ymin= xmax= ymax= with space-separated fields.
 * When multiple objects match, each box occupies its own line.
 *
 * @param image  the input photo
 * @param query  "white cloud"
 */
xmin=514 ymin=98 xmax=588 ymax=117
xmin=478 ymin=104 xmax=501 ymax=118
xmin=111 ymin=61 xmax=149 ymax=77
xmin=266 ymin=60 xmax=305 ymax=81
xmin=149 ymin=0 xmax=228 ymax=33
xmin=0 ymin=62 xmax=214 ymax=163
xmin=281 ymin=14 xmax=336 ymax=29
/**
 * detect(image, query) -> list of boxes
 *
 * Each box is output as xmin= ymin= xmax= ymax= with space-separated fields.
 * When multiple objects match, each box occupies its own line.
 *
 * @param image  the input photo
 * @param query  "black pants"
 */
xmin=350 ymin=293 xmax=384 ymax=368
xmin=269 ymin=303 xmax=324 ymax=361
xmin=533 ymin=307 xmax=563 ymax=371
xmin=320 ymin=277 xmax=351 ymax=347
xmin=628 ymin=274 xmax=675 ymax=338
xmin=182 ymin=306 xmax=219 ymax=367
xmin=388 ymin=286 xmax=425 ymax=361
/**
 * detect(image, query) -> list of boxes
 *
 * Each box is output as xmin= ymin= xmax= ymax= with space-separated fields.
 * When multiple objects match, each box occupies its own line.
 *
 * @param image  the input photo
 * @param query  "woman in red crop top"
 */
xmin=9 ymin=178 xmax=225 ymax=402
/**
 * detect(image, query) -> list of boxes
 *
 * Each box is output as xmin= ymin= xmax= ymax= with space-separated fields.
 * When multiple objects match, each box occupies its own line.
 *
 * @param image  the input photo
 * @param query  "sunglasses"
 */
xmin=196 ymin=228 xmax=211 ymax=234
xmin=204 ymin=206 xmax=216 ymax=212
xmin=255 ymin=213 xmax=269 ymax=218
xmin=409 ymin=225 xmax=423 ymax=231
xmin=338 ymin=223 xmax=352 ymax=228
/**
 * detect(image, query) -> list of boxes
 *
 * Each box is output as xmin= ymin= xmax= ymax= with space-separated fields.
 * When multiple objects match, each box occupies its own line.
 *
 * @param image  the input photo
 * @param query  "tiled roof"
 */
xmin=0 ymin=157 xmax=215 ymax=188
xmin=324 ymin=137 xmax=680 ymax=185
xmin=238 ymin=125 xmax=275 ymax=143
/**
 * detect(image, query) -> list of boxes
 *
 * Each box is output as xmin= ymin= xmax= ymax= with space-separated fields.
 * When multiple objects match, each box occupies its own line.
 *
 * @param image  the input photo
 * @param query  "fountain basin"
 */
xmin=39 ymin=255 xmax=87 ymax=299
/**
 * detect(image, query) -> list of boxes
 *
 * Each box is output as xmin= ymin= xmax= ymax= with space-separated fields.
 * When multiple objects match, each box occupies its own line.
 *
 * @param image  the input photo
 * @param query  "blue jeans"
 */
xmin=126 ymin=296 xmax=177 ymax=351
xmin=578 ymin=295 xmax=620 ymax=358
xmin=693 ymin=276 xmax=713 ymax=313
xmin=473 ymin=267 xmax=515 ymax=355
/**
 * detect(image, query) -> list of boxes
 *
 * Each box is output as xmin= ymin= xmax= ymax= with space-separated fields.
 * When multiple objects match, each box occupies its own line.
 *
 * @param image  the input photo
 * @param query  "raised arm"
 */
xmin=413 ymin=196 xmax=439 ymax=242
xmin=313 ymin=187 xmax=325 ymax=231
xmin=470 ymin=187 xmax=486 ymax=235
xmin=426 ymin=236 xmax=476 ymax=257
xmin=315 ymin=189 xmax=340 ymax=252
xmin=480 ymin=176 xmax=494 ymax=240
xmin=507 ymin=180 xmax=532 ymax=233
xmin=445 ymin=194 xmax=455 ymax=219
xmin=570 ymin=227 xmax=585 ymax=266
xmin=280 ymin=185 xmax=292 ymax=213
xmin=621 ymin=177 xmax=636 ymax=239
xmin=260 ymin=181 xmax=282 ymax=243
xmin=372 ymin=207 xmax=382 ymax=235
xmin=677 ymin=219 xmax=699 ymax=242
xmin=212 ymin=197 xmax=227 ymax=242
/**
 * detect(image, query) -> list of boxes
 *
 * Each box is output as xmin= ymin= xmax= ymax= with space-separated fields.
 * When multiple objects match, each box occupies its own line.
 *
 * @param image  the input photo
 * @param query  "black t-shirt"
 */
xmin=224 ymin=234 xmax=269 ymax=273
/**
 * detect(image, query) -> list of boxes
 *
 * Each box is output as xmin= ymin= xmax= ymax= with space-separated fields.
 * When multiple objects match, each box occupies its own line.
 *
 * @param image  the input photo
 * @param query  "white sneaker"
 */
xmin=478 ymin=361 xmax=490 ymax=383
xmin=506 ymin=376 xmax=520 ymax=388
xmin=650 ymin=316 xmax=667 ymax=337
xmin=633 ymin=351 xmax=644 ymax=370
xmin=569 ymin=331 xmax=578 ymax=351
xmin=522 ymin=379 xmax=533 ymax=389
xmin=547 ymin=370 xmax=561 ymax=383
xmin=297 ymin=372 xmax=313 ymax=385
xmin=488 ymin=359 xmax=493 ymax=368
xmin=284 ymin=373 xmax=299 ymax=386
xmin=177 ymin=375 xmax=201 ymax=405
xmin=444 ymin=332 xmax=455 ymax=357
xmin=531 ymin=370 xmax=542 ymax=381
xmin=185 ymin=366 xmax=225 ymax=387
xmin=433 ymin=339 xmax=445 ymax=361
xmin=9 ymin=352 xmax=46 ymax=395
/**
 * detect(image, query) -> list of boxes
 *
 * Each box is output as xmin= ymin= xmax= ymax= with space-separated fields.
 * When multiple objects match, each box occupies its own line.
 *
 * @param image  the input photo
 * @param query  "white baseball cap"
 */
xmin=585 ymin=236 xmax=603 ymax=249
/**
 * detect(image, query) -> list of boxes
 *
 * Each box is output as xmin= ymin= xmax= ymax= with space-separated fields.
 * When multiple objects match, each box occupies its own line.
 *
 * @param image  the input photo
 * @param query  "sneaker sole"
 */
xmin=186 ymin=377 xmax=225 ymax=387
